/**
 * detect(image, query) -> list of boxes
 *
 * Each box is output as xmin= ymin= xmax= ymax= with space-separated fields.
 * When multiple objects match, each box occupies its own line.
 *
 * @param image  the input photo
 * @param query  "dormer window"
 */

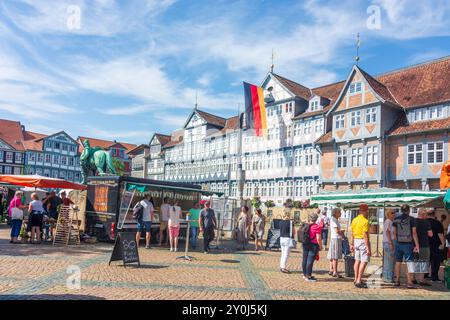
xmin=349 ymin=82 xmax=362 ymax=94
xmin=310 ymin=100 xmax=320 ymax=111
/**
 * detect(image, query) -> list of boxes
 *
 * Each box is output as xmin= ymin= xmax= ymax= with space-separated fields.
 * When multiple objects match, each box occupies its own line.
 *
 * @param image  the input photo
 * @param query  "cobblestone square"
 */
xmin=0 ymin=228 xmax=448 ymax=300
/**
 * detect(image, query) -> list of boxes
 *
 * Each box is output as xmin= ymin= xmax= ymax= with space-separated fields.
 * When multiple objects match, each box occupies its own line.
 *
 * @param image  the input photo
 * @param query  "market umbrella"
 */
xmin=0 ymin=175 xmax=87 ymax=191
xmin=22 ymin=187 xmax=47 ymax=192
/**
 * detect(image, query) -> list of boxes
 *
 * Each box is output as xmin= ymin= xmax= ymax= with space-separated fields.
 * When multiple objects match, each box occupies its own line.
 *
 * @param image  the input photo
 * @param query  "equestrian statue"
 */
xmin=80 ymin=139 xmax=116 ymax=184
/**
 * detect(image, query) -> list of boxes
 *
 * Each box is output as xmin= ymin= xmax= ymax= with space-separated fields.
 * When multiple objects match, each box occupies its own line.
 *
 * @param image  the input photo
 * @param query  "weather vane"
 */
xmin=355 ymin=33 xmax=361 ymax=65
xmin=271 ymin=49 xmax=275 ymax=73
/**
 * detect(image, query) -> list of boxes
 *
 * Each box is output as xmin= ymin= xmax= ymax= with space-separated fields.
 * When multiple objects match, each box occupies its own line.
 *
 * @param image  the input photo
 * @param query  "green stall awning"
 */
xmin=311 ymin=188 xmax=445 ymax=208
xmin=126 ymin=182 xmax=224 ymax=196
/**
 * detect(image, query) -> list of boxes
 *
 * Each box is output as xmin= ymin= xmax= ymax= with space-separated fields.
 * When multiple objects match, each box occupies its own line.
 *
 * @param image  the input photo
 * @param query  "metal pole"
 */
xmin=177 ymin=217 xmax=194 ymax=261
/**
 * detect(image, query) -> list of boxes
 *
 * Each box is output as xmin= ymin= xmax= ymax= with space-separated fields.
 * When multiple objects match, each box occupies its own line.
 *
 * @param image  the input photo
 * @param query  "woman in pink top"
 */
xmin=9 ymin=191 xmax=27 ymax=243
xmin=302 ymin=213 xmax=322 ymax=282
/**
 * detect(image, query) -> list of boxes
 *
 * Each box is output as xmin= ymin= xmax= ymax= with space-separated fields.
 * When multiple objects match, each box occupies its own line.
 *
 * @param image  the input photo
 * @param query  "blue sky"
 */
xmin=0 ymin=0 xmax=449 ymax=144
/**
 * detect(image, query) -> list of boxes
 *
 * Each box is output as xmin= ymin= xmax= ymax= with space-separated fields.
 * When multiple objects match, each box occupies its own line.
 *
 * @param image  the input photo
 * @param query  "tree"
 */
xmin=265 ymin=200 xmax=275 ymax=208
xmin=112 ymin=158 xmax=125 ymax=176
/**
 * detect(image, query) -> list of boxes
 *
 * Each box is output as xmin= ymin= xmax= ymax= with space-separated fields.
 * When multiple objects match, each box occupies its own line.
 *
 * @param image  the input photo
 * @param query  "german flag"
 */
xmin=243 ymin=82 xmax=267 ymax=137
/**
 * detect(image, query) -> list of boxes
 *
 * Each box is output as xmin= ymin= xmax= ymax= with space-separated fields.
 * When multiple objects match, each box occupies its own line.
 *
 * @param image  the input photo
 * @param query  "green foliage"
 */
xmin=112 ymin=157 xmax=125 ymax=176
xmin=293 ymin=201 xmax=303 ymax=209
xmin=284 ymin=198 xmax=294 ymax=208
xmin=265 ymin=200 xmax=275 ymax=208
xmin=251 ymin=197 xmax=262 ymax=209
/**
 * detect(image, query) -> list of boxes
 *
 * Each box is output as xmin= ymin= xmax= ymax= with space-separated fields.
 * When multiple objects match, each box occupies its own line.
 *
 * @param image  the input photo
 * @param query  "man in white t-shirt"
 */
xmin=159 ymin=197 xmax=171 ymax=246
xmin=135 ymin=195 xmax=154 ymax=249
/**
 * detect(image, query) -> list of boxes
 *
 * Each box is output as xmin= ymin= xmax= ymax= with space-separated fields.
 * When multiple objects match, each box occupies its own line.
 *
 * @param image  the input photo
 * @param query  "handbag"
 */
xmin=289 ymin=220 xmax=297 ymax=249
xmin=10 ymin=199 xmax=23 ymax=220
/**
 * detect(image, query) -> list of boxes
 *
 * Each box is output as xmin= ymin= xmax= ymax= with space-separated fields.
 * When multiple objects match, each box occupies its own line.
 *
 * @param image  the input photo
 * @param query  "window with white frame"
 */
xmin=0 ymin=152 xmax=3 ymax=162
xmin=15 ymin=153 xmax=22 ymax=163
xmin=315 ymin=118 xmax=324 ymax=133
xmin=366 ymin=107 xmax=377 ymax=123
xmin=351 ymin=148 xmax=362 ymax=167
xmin=295 ymin=180 xmax=303 ymax=197
xmin=366 ymin=145 xmax=379 ymax=166
xmin=304 ymin=121 xmax=312 ymax=134
xmin=407 ymin=144 xmax=423 ymax=164
xmin=349 ymin=82 xmax=362 ymax=94
xmin=351 ymin=111 xmax=361 ymax=126
xmin=278 ymin=181 xmax=284 ymax=197
xmin=294 ymin=123 xmax=301 ymax=136
xmin=335 ymin=114 xmax=345 ymax=129
xmin=4 ymin=166 xmax=12 ymax=174
xmin=310 ymin=100 xmax=319 ymax=111
xmin=428 ymin=106 xmax=444 ymax=120
xmin=5 ymin=152 xmax=13 ymax=163
xmin=286 ymin=180 xmax=293 ymax=197
xmin=427 ymin=142 xmax=444 ymax=164
xmin=29 ymin=152 xmax=36 ymax=162
xmin=294 ymin=149 xmax=302 ymax=166
xmin=305 ymin=149 xmax=313 ymax=166
xmin=337 ymin=148 xmax=347 ymax=168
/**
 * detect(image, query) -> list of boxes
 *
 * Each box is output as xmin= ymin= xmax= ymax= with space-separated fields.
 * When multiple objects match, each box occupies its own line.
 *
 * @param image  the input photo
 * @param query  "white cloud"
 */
xmin=84 ymin=127 xmax=153 ymax=142
xmin=374 ymin=0 xmax=450 ymax=39
xmin=1 ymin=0 xmax=177 ymax=36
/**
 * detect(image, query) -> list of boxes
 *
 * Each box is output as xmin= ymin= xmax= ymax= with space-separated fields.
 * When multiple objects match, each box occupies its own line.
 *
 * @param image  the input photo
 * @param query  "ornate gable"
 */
xmin=261 ymin=73 xmax=297 ymax=102
xmin=0 ymin=138 xmax=12 ymax=150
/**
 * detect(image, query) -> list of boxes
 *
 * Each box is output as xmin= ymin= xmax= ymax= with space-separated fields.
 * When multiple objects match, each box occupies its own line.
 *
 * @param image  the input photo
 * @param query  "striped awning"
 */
xmin=311 ymin=188 xmax=445 ymax=208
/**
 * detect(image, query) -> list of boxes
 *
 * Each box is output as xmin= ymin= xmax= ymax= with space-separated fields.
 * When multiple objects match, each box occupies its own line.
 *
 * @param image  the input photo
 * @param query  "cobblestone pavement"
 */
xmin=0 ymin=227 xmax=448 ymax=300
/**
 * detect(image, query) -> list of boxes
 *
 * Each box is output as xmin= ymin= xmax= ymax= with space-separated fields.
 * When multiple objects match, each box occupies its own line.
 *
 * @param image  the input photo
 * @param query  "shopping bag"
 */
xmin=11 ymin=207 xmax=23 ymax=220
xmin=406 ymin=253 xmax=430 ymax=273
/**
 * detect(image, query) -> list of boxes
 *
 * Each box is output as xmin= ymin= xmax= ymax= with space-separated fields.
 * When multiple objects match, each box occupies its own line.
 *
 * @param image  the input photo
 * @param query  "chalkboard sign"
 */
xmin=109 ymin=232 xmax=140 ymax=267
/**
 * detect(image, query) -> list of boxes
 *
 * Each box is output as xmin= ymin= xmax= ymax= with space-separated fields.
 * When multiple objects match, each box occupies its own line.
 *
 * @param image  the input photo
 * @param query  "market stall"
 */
xmin=0 ymin=174 xmax=87 ymax=190
xmin=311 ymin=188 xmax=446 ymax=256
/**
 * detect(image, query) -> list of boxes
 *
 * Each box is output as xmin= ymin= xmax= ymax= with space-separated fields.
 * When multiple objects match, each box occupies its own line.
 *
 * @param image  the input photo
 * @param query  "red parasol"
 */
xmin=0 ymin=175 xmax=87 ymax=190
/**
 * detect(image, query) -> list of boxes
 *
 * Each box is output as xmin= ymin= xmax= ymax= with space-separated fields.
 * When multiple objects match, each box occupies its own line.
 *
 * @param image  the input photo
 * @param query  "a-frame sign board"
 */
xmin=108 ymin=232 xmax=140 ymax=267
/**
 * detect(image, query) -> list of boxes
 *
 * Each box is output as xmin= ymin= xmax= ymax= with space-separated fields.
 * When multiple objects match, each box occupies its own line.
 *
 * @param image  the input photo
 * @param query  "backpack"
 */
xmin=132 ymin=202 xmax=144 ymax=221
xmin=297 ymin=223 xmax=311 ymax=244
xmin=445 ymin=230 xmax=450 ymax=243
xmin=396 ymin=216 xmax=412 ymax=243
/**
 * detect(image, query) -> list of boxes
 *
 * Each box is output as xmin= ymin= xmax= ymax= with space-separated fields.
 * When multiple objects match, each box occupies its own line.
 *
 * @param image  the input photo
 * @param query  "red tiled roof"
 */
xmin=196 ymin=109 xmax=226 ymax=127
xmin=293 ymin=81 xmax=345 ymax=119
xmin=359 ymin=68 xmax=400 ymax=107
xmin=154 ymin=134 xmax=171 ymax=146
xmin=388 ymin=114 xmax=450 ymax=136
xmin=377 ymin=56 xmax=450 ymax=109
xmin=163 ymin=137 xmax=183 ymax=149
xmin=272 ymin=73 xmax=312 ymax=100
xmin=0 ymin=119 xmax=25 ymax=151
xmin=314 ymin=131 xmax=333 ymax=145
xmin=78 ymin=136 xmax=137 ymax=152
xmin=22 ymin=131 xmax=48 ymax=151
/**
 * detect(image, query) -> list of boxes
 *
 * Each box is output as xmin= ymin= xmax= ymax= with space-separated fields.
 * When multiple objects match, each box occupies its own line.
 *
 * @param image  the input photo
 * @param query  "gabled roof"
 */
xmin=78 ymin=136 xmax=137 ymax=152
xmin=271 ymin=73 xmax=312 ymax=100
xmin=293 ymin=81 xmax=344 ymax=120
xmin=154 ymin=133 xmax=171 ymax=146
xmin=196 ymin=109 xmax=227 ymax=127
xmin=388 ymin=114 xmax=450 ymax=136
xmin=377 ymin=56 xmax=450 ymax=109
xmin=0 ymin=119 xmax=25 ymax=151
xmin=127 ymin=144 xmax=150 ymax=155
xmin=327 ymin=56 xmax=450 ymax=115
xmin=358 ymin=68 xmax=400 ymax=107
xmin=22 ymin=131 xmax=48 ymax=151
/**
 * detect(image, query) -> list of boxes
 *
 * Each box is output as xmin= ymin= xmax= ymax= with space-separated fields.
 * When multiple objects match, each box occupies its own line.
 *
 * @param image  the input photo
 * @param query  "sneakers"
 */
xmin=170 ymin=248 xmax=174 ymax=252
xmin=354 ymin=282 xmax=367 ymax=288
xmin=145 ymin=246 xmax=151 ymax=249
xmin=204 ymin=251 xmax=209 ymax=254
xmin=305 ymin=277 xmax=317 ymax=282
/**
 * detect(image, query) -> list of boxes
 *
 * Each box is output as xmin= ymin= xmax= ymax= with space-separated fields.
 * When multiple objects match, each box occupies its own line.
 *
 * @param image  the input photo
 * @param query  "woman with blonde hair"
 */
xmin=279 ymin=210 xmax=295 ymax=274
xmin=28 ymin=193 xmax=45 ymax=244
xmin=236 ymin=206 xmax=251 ymax=251
xmin=327 ymin=208 xmax=344 ymax=278
xmin=8 ymin=190 xmax=27 ymax=244
xmin=382 ymin=208 xmax=396 ymax=283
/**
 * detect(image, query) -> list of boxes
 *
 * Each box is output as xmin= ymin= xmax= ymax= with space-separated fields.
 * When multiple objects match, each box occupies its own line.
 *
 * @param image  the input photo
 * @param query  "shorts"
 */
xmin=159 ymin=220 xmax=168 ymax=231
xmin=354 ymin=238 xmax=370 ymax=263
xmin=169 ymin=226 xmax=180 ymax=238
xmin=137 ymin=220 xmax=152 ymax=232
xmin=30 ymin=213 xmax=44 ymax=228
xmin=418 ymin=246 xmax=430 ymax=261
xmin=394 ymin=241 xmax=414 ymax=262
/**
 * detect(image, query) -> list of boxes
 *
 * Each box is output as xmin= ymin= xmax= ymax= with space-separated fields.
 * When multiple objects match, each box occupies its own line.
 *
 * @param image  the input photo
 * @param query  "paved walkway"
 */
xmin=0 ymin=227 xmax=448 ymax=300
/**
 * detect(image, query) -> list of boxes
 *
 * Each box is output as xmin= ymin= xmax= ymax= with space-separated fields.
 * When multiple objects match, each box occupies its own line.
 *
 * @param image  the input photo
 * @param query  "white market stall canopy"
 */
xmin=311 ymin=188 xmax=445 ymax=208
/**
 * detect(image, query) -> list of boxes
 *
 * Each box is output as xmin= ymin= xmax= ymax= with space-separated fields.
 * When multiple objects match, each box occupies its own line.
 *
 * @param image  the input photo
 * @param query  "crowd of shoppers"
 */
xmin=7 ymin=190 xmax=74 ymax=244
